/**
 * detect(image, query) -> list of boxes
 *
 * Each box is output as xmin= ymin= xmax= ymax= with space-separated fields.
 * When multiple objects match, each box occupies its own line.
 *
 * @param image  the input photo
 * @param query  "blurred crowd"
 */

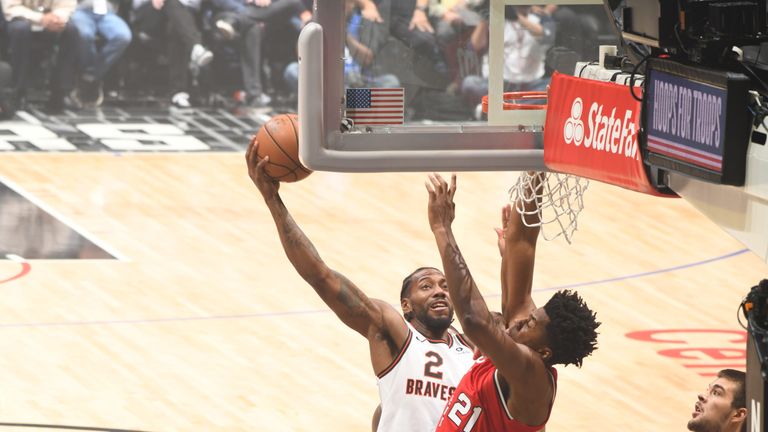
xmin=0 ymin=0 xmax=614 ymax=119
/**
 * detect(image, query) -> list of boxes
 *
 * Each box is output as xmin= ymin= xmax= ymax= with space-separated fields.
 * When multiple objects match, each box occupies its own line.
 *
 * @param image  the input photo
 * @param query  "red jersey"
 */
xmin=434 ymin=357 xmax=557 ymax=432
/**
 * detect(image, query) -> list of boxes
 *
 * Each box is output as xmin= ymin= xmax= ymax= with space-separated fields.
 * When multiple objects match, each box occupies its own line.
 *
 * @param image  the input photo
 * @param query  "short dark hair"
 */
xmin=542 ymin=290 xmax=600 ymax=367
xmin=718 ymin=369 xmax=746 ymax=410
xmin=400 ymin=267 xmax=440 ymax=300
xmin=400 ymin=267 xmax=440 ymax=321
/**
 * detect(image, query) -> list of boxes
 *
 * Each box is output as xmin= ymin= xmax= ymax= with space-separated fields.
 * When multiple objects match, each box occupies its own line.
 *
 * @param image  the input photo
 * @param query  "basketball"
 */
xmin=252 ymin=113 xmax=312 ymax=182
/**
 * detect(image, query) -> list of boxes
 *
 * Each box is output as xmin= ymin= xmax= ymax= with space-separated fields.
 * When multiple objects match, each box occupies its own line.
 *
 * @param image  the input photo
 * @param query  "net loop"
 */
xmin=508 ymin=171 xmax=589 ymax=244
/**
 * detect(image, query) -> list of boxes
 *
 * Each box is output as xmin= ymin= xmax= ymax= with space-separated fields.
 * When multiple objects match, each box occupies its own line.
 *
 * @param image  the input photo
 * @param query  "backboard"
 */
xmin=298 ymin=0 xmax=617 ymax=172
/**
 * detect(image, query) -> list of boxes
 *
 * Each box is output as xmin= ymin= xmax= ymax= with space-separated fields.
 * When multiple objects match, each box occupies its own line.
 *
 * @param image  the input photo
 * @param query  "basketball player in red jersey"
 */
xmin=425 ymin=172 xmax=600 ymax=432
xmin=246 ymin=142 xmax=475 ymax=431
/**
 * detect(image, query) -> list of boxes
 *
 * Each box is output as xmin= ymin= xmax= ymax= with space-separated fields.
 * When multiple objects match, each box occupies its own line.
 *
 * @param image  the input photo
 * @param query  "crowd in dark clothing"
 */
xmin=0 ymin=0 xmax=611 ymax=120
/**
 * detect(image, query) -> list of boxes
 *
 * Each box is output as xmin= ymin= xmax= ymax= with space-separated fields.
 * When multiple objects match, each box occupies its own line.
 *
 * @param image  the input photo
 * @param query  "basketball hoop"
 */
xmin=508 ymin=171 xmax=589 ymax=244
xmin=481 ymin=91 xmax=548 ymax=113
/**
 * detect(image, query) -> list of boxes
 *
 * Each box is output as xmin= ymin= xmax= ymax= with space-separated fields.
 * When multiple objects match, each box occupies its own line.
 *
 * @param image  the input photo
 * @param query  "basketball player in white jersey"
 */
xmin=247 ymin=141 xmax=475 ymax=431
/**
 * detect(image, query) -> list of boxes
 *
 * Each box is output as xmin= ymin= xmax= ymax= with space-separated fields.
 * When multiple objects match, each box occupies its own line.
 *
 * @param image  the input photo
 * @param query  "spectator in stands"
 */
xmin=502 ymin=5 xmax=555 ymax=91
xmin=70 ymin=0 xmax=132 ymax=107
xmin=283 ymin=0 xmax=399 ymax=93
xmin=389 ymin=0 xmax=449 ymax=79
xmin=461 ymin=5 xmax=555 ymax=117
xmin=132 ymin=0 xmax=214 ymax=107
xmin=2 ymin=0 xmax=81 ymax=110
xmin=210 ymin=0 xmax=311 ymax=108
xmin=429 ymin=0 xmax=480 ymax=48
xmin=0 ymin=60 xmax=15 ymax=118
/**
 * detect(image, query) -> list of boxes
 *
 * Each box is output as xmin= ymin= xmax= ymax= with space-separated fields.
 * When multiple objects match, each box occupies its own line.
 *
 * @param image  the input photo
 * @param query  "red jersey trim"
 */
xmin=412 ymin=326 xmax=453 ymax=346
xmin=492 ymin=368 xmax=557 ymax=427
xmin=455 ymin=333 xmax=473 ymax=350
xmin=376 ymin=329 xmax=413 ymax=379
xmin=493 ymin=369 xmax=517 ymax=422
xmin=431 ymin=335 xmax=453 ymax=347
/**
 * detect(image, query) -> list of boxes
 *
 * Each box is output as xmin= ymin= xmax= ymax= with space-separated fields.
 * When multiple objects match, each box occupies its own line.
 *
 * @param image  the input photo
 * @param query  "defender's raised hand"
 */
xmin=425 ymin=173 xmax=457 ymax=231
xmin=246 ymin=139 xmax=279 ymax=199
xmin=495 ymin=204 xmax=513 ymax=257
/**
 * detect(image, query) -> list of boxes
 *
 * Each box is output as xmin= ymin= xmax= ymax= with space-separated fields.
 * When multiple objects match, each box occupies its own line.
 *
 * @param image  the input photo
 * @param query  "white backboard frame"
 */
xmin=298 ymin=0 xmax=541 ymax=172
xmin=487 ymin=0 xmax=603 ymax=126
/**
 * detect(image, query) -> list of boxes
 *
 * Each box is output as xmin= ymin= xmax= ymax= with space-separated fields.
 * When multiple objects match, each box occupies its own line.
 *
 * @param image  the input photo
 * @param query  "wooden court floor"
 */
xmin=0 ymin=153 xmax=765 ymax=431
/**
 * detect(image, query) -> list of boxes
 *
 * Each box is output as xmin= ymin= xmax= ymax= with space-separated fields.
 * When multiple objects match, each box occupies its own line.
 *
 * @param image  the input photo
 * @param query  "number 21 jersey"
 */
xmin=434 ymin=357 xmax=557 ymax=432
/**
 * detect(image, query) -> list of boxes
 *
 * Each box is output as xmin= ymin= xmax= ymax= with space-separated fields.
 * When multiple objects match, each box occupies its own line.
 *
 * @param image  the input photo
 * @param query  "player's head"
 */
xmin=687 ymin=369 xmax=747 ymax=432
xmin=510 ymin=290 xmax=599 ymax=367
xmin=400 ymin=267 xmax=454 ymax=332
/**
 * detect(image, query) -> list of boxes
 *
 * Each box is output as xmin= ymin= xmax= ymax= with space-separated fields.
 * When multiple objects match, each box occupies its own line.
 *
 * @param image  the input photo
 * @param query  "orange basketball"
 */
xmin=252 ymin=113 xmax=312 ymax=182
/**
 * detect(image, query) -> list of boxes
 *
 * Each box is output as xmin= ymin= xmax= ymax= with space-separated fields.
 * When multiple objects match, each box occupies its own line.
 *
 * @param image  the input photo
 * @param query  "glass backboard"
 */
xmin=298 ymin=0 xmax=618 ymax=172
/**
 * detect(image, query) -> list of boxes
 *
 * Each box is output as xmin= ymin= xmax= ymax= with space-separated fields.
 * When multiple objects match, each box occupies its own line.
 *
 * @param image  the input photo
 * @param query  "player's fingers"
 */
xmin=256 ymin=155 xmax=270 ymax=173
xmin=428 ymin=173 xmax=442 ymax=192
xmin=433 ymin=173 xmax=448 ymax=191
xmin=449 ymin=173 xmax=457 ymax=198
xmin=425 ymin=180 xmax=436 ymax=199
xmin=246 ymin=138 xmax=256 ymax=164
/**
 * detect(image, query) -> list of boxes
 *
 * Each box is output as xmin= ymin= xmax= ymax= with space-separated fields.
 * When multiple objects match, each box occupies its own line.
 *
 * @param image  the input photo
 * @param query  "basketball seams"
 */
xmin=286 ymin=115 xmax=312 ymax=175
xmin=264 ymin=119 xmax=304 ymax=173
xmin=255 ymin=113 xmax=311 ymax=183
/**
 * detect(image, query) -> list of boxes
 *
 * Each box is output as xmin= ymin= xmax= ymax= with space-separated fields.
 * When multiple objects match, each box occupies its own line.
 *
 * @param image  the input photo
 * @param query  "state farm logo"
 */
xmin=562 ymin=96 xmax=639 ymax=160
xmin=564 ymin=98 xmax=585 ymax=145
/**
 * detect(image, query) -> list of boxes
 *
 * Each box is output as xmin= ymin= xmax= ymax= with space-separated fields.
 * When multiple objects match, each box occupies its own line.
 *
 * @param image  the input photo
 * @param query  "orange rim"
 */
xmin=481 ymin=91 xmax=548 ymax=113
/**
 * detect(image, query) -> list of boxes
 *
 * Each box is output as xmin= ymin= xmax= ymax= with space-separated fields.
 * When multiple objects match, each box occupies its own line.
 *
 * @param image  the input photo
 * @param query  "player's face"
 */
xmin=687 ymin=378 xmax=742 ymax=432
xmin=508 ymin=307 xmax=550 ymax=350
xmin=406 ymin=268 xmax=454 ymax=330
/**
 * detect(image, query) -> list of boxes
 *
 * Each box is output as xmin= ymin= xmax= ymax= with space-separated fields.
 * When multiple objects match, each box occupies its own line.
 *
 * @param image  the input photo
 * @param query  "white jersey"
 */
xmin=376 ymin=321 xmax=475 ymax=432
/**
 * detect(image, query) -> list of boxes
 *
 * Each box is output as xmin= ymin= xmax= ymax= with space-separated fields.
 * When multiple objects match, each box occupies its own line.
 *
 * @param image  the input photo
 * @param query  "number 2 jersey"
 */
xmin=434 ymin=357 xmax=557 ymax=432
xmin=376 ymin=321 xmax=475 ymax=432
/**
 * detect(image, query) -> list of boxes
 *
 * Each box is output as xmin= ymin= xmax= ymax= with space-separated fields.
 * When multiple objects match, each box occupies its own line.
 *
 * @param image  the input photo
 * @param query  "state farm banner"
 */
xmin=543 ymin=72 xmax=674 ymax=197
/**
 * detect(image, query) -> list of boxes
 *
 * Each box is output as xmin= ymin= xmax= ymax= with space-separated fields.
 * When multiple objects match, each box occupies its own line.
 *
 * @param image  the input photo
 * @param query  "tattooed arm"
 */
xmin=426 ymin=174 xmax=538 ymax=381
xmin=499 ymin=172 xmax=544 ymax=325
xmin=425 ymin=174 xmax=495 ymax=340
xmin=246 ymin=141 xmax=407 ymax=358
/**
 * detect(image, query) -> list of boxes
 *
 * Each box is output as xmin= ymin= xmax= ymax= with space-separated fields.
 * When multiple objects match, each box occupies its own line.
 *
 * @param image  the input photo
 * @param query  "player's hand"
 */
xmin=426 ymin=173 xmax=456 ymax=231
xmin=409 ymin=9 xmax=434 ymax=33
xmin=494 ymin=204 xmax=513 ymax=256
xmin=246 ymin=139 xmax=280 ymax=198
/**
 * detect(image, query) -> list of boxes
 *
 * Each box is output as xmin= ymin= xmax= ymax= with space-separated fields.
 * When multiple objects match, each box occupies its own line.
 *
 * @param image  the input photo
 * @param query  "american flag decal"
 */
xmin=345 ymin=88 xmax=405 ymax=125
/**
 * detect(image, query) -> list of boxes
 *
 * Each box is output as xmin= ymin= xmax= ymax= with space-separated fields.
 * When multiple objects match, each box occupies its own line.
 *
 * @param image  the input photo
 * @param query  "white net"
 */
xmin=508 ymin=171 xmax=589 ymax=244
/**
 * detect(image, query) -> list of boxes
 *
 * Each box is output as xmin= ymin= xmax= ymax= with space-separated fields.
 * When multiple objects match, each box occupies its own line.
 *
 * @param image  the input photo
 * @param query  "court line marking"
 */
xmin=0 ymin=248 xmax=750 ymax=329
xmin=0 ymin=256 xmax=31 ymax=285
xmin=0 ymin=422 xmax=151 ymax=431
xmin=0 ymin=175 xmax=128 ymax=261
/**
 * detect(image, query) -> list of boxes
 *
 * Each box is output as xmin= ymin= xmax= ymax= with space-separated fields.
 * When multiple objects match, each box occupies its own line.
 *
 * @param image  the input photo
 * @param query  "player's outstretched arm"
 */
xmin=427 ymin=174 xmax=542 ymax=394
xmin=247 ymin=141 xmax=405 ymax=342
xmin=499 ymin=172 xmax=544 ymax=325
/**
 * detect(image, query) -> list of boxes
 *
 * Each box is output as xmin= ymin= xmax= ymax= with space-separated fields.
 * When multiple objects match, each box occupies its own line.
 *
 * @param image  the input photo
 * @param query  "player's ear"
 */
xmin=538 ymin=347 xmax=553 ymax=361
xmin=401 ymin=298 xmax=413 ymax=319
xmin=731 ymin=407 xmax=747 ymax=424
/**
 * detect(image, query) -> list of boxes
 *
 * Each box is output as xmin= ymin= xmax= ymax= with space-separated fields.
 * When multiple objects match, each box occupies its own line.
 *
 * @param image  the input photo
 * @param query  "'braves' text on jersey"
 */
xmin=434 ymin=357 xmax=557 ymax=432
xmin=376 ymin=321 xmax=475 ymax=432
